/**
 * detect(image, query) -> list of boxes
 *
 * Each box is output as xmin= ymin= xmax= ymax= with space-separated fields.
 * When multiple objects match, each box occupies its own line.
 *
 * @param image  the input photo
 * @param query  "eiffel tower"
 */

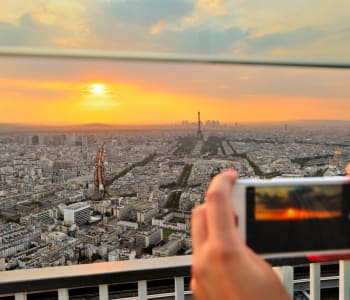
xmin=196 ymin=111 xmax=203 ymax=140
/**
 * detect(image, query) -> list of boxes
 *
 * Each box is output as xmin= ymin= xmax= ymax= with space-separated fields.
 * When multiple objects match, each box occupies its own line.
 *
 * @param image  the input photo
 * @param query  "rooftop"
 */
xmin=65 ymin=202 xmax=90 ymax=211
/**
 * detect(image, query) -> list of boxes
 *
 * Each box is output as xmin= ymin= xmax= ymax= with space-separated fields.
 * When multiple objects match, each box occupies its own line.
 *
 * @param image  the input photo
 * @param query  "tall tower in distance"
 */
xmin=332 ymin=147 xmax=341 ymax=167
xmin=197 ymin=111 xmax=204 ymax=140
xmin=94 ymin=144 xmax=106 ymax=199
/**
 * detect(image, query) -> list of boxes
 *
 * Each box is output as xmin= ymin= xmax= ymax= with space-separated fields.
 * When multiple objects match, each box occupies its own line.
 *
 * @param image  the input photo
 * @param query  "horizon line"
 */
xmin=1 ymin=119 xmax=350 ymax=127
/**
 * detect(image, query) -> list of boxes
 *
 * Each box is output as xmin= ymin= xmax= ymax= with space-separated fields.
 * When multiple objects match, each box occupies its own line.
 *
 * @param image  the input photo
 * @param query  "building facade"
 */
xmin=64 ymin=202 xmax=90 ymax=226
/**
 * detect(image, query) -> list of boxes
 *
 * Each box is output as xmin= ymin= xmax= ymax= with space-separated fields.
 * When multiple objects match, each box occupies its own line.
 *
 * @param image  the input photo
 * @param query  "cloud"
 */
xmin=166 ymin=0 xmax=350 ymax=60
xmin=230 ymin=27 xmax=350 ymax=61
xmin=233 ymin=27 xmax=324 ymax=57
xmin=0 ymin=14 xmax=64 ymax=46
xmin=0 ymin=0 xmax=86 ymax=30
xmin=82 ymin=0 xmax=194 ymax=51
xmin=99 ymin=0 xmax=193 ymax=25
xmin=155 ymin=26 xmax=244 ymax=54
xmin=196 ymin=0 xmax=228 ymax=16
xmin=0 ymin=0 xmax=350 ymax=61
xmin=0 ymin=0 xmax=88 ymax=47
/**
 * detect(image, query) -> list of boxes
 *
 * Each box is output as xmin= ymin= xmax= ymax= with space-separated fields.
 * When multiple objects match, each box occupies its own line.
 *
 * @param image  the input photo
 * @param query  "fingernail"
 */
xmin=225 ymin=168 xmax=238 ymax=181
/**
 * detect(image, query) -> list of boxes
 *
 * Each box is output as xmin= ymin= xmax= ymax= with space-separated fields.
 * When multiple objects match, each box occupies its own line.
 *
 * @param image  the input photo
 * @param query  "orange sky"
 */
xmin=256 ymin=206 xmax=341 ymax=221
xmin=1 ymin=83 xmax=349 ymax=125
xmin=1 ymin=88 xmax=349 ymax=125
xmin=0 ymin=61 xmax=350 ymax=125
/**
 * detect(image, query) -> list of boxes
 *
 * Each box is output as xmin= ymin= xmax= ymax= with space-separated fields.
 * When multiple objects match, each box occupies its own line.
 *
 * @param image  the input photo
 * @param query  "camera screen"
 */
xmin=246 ymin=184 xmax=350 ymax=254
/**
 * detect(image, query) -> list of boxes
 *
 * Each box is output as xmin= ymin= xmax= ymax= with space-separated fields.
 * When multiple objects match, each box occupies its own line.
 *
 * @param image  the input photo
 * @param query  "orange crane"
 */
xmin=94 ymin=144 xmax=106 ymax=197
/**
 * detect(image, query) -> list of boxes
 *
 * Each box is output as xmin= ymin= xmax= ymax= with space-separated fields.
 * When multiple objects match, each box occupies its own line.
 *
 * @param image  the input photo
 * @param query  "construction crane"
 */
xmin=94 ymin=144 xmax=106 ymax=198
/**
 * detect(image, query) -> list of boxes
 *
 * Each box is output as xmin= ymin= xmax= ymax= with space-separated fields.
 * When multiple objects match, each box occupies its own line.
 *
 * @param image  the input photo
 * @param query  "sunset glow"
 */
xmin=90 ymin=83 xmax=106 ymax=95
xmin=285 ymin=208 xmax=297 ymax=219
xmin=81 ymin=82 xmax=120 ymax=111
xmin=256 ymin=206 xmax=342 ymax=221
xmin=0 ymin=59 xmax=350 ymax=125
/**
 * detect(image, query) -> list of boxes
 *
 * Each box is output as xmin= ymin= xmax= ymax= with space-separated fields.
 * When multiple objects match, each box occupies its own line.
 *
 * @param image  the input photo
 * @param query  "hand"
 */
xmin=191 ymin=169 xmax=289 ymax=300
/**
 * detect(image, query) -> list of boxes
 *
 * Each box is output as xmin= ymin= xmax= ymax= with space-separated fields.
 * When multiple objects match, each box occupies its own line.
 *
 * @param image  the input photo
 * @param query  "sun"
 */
xmin=90 ymin=83 xmax=106 ymax=95
xmin=82 ymin=82 xmax=119 ymax=110
xmin=284 ymin=208 xmax=298 ymax=219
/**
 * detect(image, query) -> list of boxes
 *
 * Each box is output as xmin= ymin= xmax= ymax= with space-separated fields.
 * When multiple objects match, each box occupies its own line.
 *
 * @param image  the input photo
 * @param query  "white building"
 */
xmin=137 ymin=207 xmax=158 ymax=224
xmin=64 ymin=202 xmax=90 ymax=225
xmin=152 ymin=233 xmax=188 ymax=257
xmin=152 ymin=211 xmax=190 ymax=232
xmin=116 ymin=221 xmax=139 ymax=230
xmin=135 ymin=228 xmax=162 ymax=248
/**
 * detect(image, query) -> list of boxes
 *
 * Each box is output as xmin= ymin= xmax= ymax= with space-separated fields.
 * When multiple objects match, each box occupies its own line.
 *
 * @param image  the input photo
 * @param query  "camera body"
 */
xmin=232 ymin=176 xmax=350 ymax=261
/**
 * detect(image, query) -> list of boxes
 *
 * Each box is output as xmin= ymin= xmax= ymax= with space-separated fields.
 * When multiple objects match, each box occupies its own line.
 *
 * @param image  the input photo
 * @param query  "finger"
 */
xmin=205 ymin=169 xmax=238 ymax=241
xmin=191 ymin=204 xmax=208 ymax=253
xmin=346 ymin=163 xmax=350 ymax=176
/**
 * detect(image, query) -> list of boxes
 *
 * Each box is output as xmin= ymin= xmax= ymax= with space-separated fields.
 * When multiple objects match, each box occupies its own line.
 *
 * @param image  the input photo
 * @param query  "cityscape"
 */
xmin=0 ymin=115 xmax=349 ymax=271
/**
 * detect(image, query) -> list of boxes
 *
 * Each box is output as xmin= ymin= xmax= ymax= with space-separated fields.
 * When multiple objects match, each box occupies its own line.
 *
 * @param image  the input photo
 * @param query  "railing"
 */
xmin=0 ymin=256 xmax=350 ymax=299
xmin=0 ymin=256 xmax=191 ymax=300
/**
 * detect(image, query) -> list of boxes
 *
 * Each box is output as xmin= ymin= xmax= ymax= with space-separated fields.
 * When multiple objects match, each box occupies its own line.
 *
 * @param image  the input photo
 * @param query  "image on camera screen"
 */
xmin=247 ymin=185 xmax=350 ymax=254
xmin=255 ymin=185 xmax=342 ymax=221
